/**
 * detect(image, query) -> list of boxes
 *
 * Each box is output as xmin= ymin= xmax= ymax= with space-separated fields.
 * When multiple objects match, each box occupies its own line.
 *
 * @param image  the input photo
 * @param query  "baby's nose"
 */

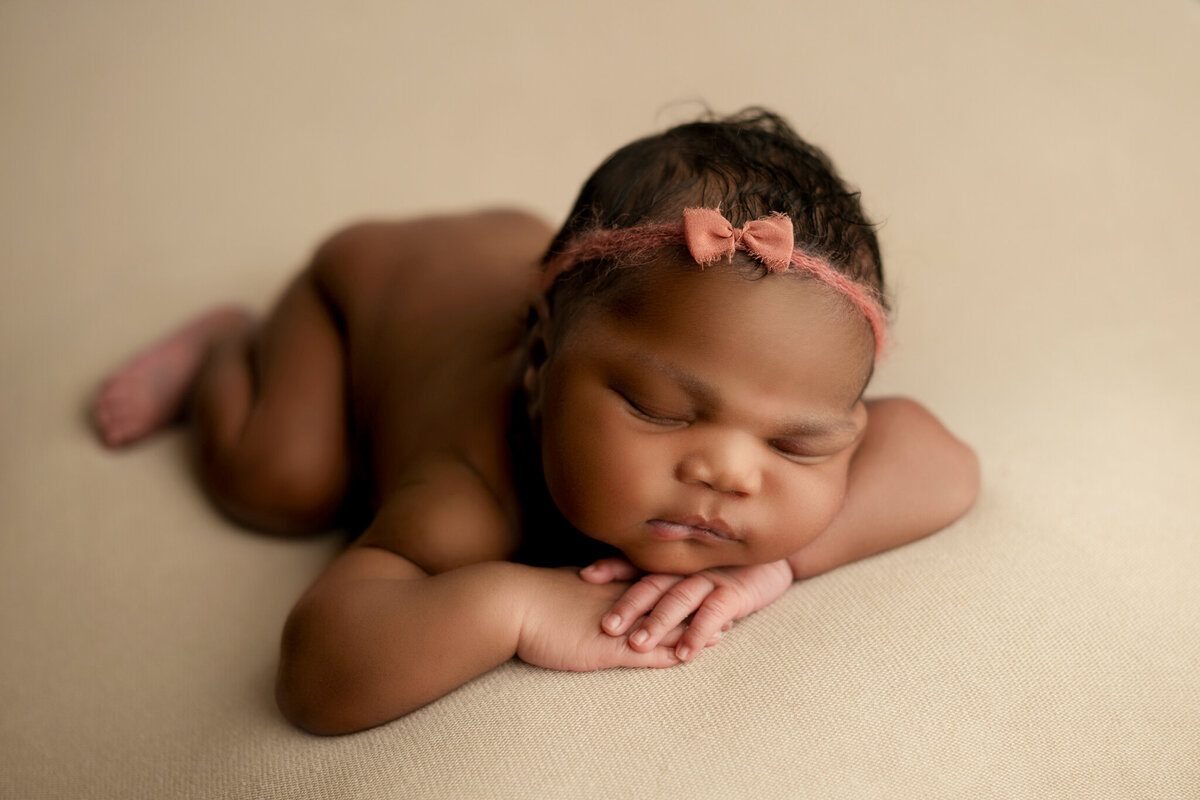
xmin=675 ymin=436 xmax=762 ymax=496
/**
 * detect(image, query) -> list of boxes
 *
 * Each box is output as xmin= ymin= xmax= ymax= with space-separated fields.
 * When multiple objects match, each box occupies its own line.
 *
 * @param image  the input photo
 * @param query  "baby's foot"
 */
xmin=92 ymin=305 xmax=252 ymax=447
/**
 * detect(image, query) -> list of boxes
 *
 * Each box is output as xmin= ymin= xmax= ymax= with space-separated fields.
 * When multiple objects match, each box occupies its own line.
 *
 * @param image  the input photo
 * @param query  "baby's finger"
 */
xmin=628 ymin=574 xmax=716 ymax=652
xmin=601 ymin=574 xmax=684 ymax=637
xmin=579 ymin=557 xmax=640 ymax=585
xmin=608 ymin=640 xmax=682 ymax=670
xmin=701 ymin=622 xmax=733 ymax=648
xmin=673 ymin=585 xmax=738 ymax=662
xmin=656 ymin=623 xmax=690 ymax=649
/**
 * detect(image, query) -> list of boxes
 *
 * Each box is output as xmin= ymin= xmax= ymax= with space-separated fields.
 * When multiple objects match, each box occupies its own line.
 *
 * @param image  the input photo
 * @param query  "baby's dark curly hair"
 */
xmin=542 ymin=108 xmax=885 ymax=319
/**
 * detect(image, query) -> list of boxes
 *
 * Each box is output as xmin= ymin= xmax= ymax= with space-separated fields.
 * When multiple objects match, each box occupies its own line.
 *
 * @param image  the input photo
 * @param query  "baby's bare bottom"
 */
xmin=94 ymin=211 xmax=551 ymax=536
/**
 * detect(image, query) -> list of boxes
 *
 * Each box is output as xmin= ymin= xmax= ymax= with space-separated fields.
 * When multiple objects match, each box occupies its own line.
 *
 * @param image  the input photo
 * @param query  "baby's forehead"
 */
xmin=558 ymin=263 xmax=875 ymax=406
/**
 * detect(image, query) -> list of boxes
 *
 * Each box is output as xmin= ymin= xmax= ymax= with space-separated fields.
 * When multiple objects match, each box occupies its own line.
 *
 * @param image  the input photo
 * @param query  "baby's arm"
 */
xmin=588 ymin=397 xmax=979 ymax=659
xmin=277 ymin=546 xmax=518 ymax=734
xmin=785 ymin=396 xmax=979 ymax=579
xmin=278 ymin=549 xmax=684 ymax=734
xmin=276 ymin=478 xmax=681 ymax=735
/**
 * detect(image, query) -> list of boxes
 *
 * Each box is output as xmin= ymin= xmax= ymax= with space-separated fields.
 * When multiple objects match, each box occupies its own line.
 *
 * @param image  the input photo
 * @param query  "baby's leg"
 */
xmin=94 ymin=266 xmax=352 ymax=535
xmin=190 ymin=270 xmax=352 ymax=534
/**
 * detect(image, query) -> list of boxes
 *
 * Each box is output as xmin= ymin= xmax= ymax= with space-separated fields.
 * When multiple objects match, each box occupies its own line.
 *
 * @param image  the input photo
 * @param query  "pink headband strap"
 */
xmin=542 ymin=208 xmax=888 ymax=357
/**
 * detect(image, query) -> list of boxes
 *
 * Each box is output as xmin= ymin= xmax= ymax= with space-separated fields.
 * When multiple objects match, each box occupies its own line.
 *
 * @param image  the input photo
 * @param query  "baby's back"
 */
xmin=313 ymin=209 xmax=554 ymax=509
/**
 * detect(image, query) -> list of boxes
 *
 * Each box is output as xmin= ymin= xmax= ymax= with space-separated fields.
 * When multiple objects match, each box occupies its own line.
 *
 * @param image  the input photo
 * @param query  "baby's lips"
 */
xmin=650 ymin=515 xmax=741 ymax=542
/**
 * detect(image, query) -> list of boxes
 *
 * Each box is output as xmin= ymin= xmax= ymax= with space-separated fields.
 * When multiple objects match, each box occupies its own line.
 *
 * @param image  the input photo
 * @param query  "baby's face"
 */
xmin=534 ymin=262 xmax=874 ymax=574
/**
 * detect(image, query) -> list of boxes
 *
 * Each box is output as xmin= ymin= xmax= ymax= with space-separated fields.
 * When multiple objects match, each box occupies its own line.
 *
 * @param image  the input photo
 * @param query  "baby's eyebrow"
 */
xmin=628 ymin=351 xmax=856 ymax=437
xmin=628 ymin=351 xmax=720 ymax=406
xmin=773 ymin=416 xmax=859 ymax=439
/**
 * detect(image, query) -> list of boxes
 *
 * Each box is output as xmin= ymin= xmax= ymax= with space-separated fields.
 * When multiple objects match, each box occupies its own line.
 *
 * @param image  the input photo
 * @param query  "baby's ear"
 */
xmin=522 ymin=297 xmax=554 ymax=413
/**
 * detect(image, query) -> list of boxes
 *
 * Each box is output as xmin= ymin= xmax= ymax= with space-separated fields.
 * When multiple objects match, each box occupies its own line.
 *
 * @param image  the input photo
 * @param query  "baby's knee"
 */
xmin=200 ymin=437 xmax=347 ymax=535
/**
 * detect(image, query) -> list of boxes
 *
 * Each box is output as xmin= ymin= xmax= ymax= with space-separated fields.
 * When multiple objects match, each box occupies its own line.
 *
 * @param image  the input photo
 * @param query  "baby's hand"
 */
xmin=516 ymin=567 xmax=684 ymax=673
xmin=580 ymin=557 xmax=794 ymax=662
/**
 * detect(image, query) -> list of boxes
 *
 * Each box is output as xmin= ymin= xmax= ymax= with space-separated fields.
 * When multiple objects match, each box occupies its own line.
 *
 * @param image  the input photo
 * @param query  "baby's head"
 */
xmin=525 ymin=109 xmax=887 ymax=574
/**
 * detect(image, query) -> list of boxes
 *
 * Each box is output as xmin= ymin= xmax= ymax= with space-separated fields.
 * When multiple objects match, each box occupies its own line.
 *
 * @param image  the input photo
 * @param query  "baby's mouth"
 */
xmin=646 ymin=516 xmax=740 ymax=542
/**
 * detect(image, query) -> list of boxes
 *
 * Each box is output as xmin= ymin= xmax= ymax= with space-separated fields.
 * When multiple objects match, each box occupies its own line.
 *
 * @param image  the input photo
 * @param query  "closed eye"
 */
xmin=768 ymin=439 xmax=834 ymax=464
xmin=615 ymin=390 xmax=688 ymax=427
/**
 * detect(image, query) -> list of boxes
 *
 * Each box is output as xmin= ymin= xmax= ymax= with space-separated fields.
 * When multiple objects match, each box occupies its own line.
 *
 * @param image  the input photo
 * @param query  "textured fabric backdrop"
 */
xmin=2 ymin=1 xmax=1197 ymax=798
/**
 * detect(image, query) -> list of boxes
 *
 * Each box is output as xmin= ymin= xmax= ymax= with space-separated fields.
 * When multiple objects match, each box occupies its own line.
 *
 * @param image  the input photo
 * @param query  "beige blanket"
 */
xmin=3 ymin=1 xmax=1197 ymax=797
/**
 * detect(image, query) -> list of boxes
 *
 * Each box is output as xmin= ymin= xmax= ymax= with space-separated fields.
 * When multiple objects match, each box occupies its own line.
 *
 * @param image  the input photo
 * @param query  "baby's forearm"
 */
xmin=788 ymin=397 xmax=979 ymax=579
xmin=277 ymin=553 xmax=527 ymax=735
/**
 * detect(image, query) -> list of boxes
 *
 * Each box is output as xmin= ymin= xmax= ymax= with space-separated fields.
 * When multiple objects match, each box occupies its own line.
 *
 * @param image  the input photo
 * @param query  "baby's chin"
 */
xmin=619 ymin=545 xmax=731 ymax=576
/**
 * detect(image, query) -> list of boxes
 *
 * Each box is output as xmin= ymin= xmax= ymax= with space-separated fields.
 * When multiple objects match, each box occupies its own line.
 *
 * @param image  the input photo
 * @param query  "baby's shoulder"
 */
xmin=362 ymin=457 xmax=521 ymax=574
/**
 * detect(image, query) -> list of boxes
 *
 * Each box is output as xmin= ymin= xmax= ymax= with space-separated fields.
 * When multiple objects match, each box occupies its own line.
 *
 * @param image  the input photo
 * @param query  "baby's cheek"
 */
xmin=769 ymin=470 xmax=849 ymax=553
xmin=585 ymin=433 xmax=660 ymax=498
xmin=546 ymin=436 xmax=655 ymax=536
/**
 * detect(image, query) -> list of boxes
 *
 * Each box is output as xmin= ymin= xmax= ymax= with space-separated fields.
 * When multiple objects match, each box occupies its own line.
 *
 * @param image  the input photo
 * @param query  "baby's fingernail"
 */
xmin=630 ymin=629 xmax=649 ymax=647
xmin=676 ymin=646 xmax=692 ymax=661
xmin=602 ymin=614 xmax=622 ymax=632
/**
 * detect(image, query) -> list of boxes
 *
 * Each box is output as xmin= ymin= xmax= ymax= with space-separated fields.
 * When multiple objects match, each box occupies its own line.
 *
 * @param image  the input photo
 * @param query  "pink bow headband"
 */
xmin=682 ymin=207 xmax=795 ymax=270
xmin=542 ymin=208 xmax=888 ymax=357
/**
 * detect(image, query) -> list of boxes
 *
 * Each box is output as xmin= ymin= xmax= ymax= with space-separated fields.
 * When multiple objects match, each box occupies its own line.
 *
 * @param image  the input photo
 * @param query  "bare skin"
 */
xmin=93 ymin=209 xmax=979 ymax=735
xmin=93 ymin=306 xmax=253 ymax=447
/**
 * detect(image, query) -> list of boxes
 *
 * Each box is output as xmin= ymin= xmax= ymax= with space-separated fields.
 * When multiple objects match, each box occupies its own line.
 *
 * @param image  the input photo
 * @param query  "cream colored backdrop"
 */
xmin=2 ymin=2 xmax=1197 ymax=798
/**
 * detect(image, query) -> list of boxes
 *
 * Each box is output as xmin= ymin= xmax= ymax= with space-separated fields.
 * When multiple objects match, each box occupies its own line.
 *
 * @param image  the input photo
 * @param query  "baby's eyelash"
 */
xmin=768 ymin=439 xmax=828 ymax=463
xmin=615 ymin=390 xmax=686 ymax=425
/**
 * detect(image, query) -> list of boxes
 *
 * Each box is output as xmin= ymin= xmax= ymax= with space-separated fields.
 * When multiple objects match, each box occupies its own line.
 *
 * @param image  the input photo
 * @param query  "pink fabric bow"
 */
xmin=682 ymin=208 xmax=795 ymax=271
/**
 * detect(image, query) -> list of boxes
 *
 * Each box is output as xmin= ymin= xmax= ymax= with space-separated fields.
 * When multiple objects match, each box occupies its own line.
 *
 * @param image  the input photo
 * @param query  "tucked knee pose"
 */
xmin=93 ymin=109 xmax=980 ymax=735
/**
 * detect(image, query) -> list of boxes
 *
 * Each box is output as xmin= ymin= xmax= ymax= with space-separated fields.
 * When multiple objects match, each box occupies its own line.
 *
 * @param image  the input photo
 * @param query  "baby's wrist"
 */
xmin=463 ymin=561 xmax=537 ymax=654
xmin=496 ymin=562 xmax=555 ymax=648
